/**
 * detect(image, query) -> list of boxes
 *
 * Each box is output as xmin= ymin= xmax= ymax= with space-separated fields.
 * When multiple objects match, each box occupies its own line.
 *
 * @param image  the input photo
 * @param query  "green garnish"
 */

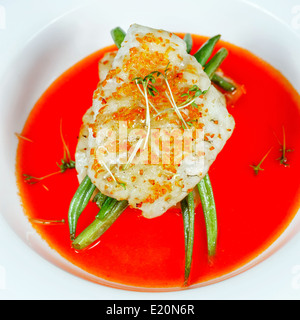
xmin=132 ymin=72 xmax=160 ymax=97
xmin=57 ymin=159 xmax=76 ymax=173
xmin=29 ymin=218 xmax=65 ymax=225
xmin=179 ymin=85 xmax=208 ymax=109
xmin=23 ymin=120 xmax=75 ymax=184
xmin=250 ymin=148 xmax=273 ymax=175
xmin=277 ymin=126 xmax=293 ymax=167
xmin=23 ymin=172 xmax=62 ymax=184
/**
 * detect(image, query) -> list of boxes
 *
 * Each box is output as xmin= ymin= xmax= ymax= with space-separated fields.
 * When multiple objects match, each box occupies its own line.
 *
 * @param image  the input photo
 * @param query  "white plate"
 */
xmin=1 ymin=0 xmax=300 ymax=299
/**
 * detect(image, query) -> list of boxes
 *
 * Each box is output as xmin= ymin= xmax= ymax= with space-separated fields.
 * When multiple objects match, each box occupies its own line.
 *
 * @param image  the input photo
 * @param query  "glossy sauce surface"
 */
xmin=16 ymin=36 xmax=300 ymax=288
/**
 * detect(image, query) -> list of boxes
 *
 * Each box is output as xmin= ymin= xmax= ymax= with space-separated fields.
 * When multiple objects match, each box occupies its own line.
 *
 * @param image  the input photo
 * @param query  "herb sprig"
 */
xmin=250 ymin=148 xmax=273 ymax=175
xmin=276 ymin=126 xmax=293 ymax=167
xmin=133 ymin=63 xmax=209 ymax=131
xmin=132 ymin=71 xmax=161 ymax=97
xmin=179 ymin=85 xmax=208 ymax=109
xmin=29 ymin=218 xmax=65 ymax=225
xmin=23 ymin=121 xmax=75 ymax=184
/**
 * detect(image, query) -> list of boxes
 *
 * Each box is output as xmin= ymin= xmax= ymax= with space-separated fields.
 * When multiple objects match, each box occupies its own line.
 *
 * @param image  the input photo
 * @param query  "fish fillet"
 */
xmin=75 ymin=24 xmax=235 ymax=218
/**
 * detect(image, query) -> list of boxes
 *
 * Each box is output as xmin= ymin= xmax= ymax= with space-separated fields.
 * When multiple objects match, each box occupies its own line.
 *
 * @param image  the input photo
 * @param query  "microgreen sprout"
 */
xmin=29 ymin=218 xmax=65 ymax=225
xmin=23 ymin=120 xmax=75 ymax=184
xmin=157 ymin=63 xmax=189 ymax=129
xmin=23 ymin=172 xmax=62 ymax=184
xmin=250 ymin=148 xmax=273 ymax=176
xmin=57 ymin=159 xmax=76 ymax=173
xmin=123 ymin=138 xmax=144 ymax=170
xmin=179 ymin=85 xmax=208 ymax=109
xmin=15 ymin=133 xmax=33 ymax=143
xmin=276 ymin=126 xmax=293 ymax=167
xmin=132 ymin=72 xmax=159 ymax=148
xmin=133 ymin=62 xmax=209 ymax=136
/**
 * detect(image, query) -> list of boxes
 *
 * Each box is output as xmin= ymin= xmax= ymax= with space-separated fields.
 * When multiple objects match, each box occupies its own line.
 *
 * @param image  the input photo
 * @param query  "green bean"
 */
xmin=193 ymin=35 xmax=235 ymax=92
xmin=204 ymin=48 xmax=228 ymax=79
xmin=92 ymin=191 xmax=108 ymax=209
xmin=193 ymin=34 xmax=221 ymax=66
xmin=192 ymin=48 xmax=223 ymax=257
xmin=68 ymin=175 xmax=96 ymax=240
xmin=197 ymin=175 xmax=217 ymax=256
xmin=181 ymin=192 xmax=195 ymax=285
xmin=183 ymin=33 xmax=193 ymax=54
xmin=184 ymin=192 xmax=195 ymax=285
xmin=110 ymin=27 xmax=126 ymax=49
xmin=72 ymin=200 xmax=128 ymax=250
xmin=96 ymin=196 xmax=118 ymax=220
xmin=211 ymin=73 xmax=236 ymax=92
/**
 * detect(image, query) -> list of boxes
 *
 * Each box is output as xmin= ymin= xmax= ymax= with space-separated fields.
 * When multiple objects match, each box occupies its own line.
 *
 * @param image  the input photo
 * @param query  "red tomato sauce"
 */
xmin=16 ymin=35 xmax=300 ymax=289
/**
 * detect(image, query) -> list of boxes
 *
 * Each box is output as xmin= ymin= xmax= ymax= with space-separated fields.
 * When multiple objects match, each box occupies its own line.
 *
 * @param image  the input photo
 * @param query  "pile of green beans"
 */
xmin=192 ymin=33 xmax=236 ymax=90
xmin=72 ymin=199 xmax=128 ymax=250
xmin=68 ymin=175 xmax=128 ymax=249
xmin=67 ymin=27 xmax=234 ymax=284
